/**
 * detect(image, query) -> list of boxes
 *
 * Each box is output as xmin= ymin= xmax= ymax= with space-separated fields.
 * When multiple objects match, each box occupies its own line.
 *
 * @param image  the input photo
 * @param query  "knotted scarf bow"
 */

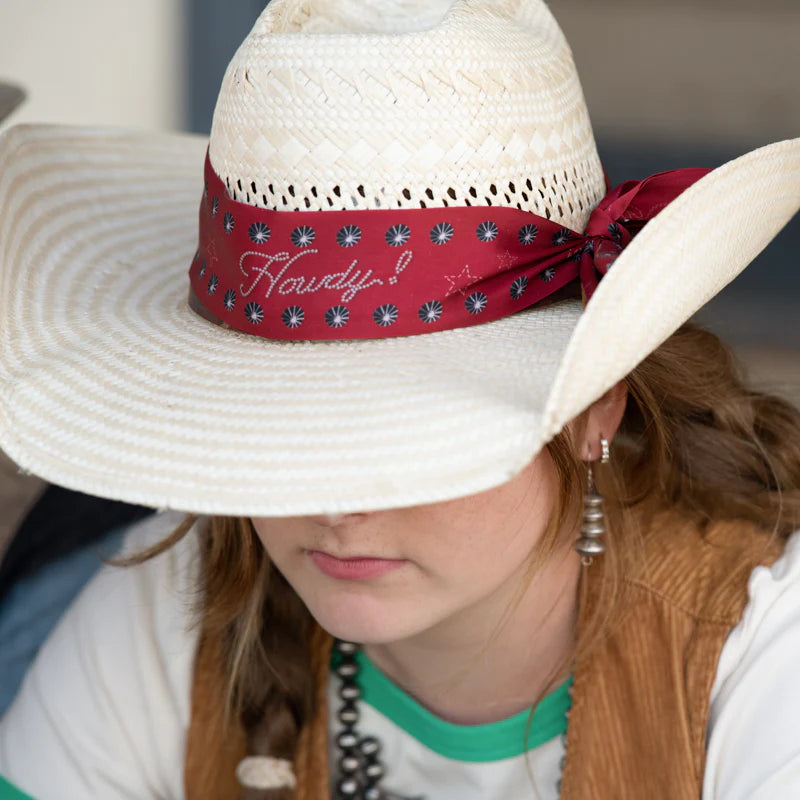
xmin=579 ymin=168 xmax=711 ymax=299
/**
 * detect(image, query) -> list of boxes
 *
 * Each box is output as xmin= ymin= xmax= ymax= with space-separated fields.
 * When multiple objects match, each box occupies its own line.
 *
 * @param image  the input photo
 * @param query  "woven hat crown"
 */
xmin=208 ymin=0 xmax=606 ymax=230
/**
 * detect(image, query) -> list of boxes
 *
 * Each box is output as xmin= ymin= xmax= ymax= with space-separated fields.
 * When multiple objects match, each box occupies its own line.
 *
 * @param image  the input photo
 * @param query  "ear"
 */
xmin=580 ymin=380 xmax=627 ymax=461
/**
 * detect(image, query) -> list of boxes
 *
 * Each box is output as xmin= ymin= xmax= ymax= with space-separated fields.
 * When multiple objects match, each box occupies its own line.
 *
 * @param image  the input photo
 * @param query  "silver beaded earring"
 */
xmin=574 ymin=436 xmax=610 ymax=566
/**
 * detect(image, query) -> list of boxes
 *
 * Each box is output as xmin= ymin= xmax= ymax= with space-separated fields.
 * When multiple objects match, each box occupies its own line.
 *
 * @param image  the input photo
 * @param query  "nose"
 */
xmin=310 ymin=512 xmax=368 ymax=526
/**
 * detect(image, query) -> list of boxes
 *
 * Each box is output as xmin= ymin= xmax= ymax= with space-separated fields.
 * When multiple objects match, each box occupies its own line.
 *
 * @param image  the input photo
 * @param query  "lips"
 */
xmin=307 ymin=550 xmax=406 ymax=580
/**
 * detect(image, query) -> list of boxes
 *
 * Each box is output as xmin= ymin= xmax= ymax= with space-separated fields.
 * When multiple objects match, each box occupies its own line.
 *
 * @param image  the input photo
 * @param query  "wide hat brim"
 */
xmin=1 ymin=125 xmax=798 ymax=516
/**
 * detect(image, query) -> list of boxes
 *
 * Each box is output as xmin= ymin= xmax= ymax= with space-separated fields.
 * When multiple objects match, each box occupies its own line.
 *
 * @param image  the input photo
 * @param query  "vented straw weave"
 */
xmin=209 ymin=0 xmax=605 ymax=229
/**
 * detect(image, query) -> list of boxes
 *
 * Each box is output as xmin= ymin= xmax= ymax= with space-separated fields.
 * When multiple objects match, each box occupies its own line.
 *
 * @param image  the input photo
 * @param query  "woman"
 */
xmin=0 ymin=0 xmax=799 ymax=798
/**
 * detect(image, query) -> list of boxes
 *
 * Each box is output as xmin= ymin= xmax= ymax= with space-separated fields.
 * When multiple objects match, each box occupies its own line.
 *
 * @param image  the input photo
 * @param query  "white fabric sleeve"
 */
xmin=0 ymin=512 xmax=201 ymax=800
xmin=704 ymin=528 xmax=800 ymax=799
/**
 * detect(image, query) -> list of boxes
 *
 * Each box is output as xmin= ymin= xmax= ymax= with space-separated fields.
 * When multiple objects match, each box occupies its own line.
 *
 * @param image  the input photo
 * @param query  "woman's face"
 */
xmin=251 ymin=450 xmax=574 ymax=645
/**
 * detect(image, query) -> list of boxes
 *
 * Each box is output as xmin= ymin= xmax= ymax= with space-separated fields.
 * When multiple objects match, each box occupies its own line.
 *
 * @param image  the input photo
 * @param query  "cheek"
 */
xmin=432 ymin=457 xmax=558 ymax=563
xmin=250 ymin=517 xmax=306 ymax=574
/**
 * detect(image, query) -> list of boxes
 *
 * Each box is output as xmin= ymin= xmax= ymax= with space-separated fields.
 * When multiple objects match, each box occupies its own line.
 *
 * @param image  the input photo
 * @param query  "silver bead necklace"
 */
xmin=333 ymin=640 xmax=424 ymax=800
xmin=333 ymin=639 xmax=571 ymax=799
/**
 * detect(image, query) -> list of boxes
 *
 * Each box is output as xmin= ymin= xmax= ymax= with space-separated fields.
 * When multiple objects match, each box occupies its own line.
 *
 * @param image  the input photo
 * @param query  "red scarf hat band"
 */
xmin=189 ymin=151 xmax=710 ymax=341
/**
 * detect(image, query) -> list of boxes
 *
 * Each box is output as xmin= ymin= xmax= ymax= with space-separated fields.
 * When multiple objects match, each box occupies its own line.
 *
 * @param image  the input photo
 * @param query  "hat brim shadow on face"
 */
xmin=0 ymin=125 xmax=798 ymax=516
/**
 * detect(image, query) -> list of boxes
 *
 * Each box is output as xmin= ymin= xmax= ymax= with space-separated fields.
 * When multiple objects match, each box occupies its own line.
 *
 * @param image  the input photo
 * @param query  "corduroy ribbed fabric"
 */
xmin=559 ymin=513 xmax=784 ymax=799
xmin=184 ymin=514 xmax=784 ymax=799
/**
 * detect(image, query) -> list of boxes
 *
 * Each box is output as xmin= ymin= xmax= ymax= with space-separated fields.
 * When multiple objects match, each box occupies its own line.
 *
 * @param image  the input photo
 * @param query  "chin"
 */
xmin=302 ymin=587 xmax=433 ymax=645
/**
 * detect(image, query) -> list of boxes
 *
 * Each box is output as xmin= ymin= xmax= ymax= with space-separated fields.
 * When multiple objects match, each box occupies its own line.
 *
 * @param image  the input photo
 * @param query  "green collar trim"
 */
xmin=333 ymin=650 xmax=572 ymax=763
xmin=0 ymin=777 xmax=35 ymax=800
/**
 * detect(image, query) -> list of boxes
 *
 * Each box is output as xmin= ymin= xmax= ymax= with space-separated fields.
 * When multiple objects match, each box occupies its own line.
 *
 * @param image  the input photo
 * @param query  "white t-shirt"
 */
xmin=2 ymin=512 xmax=800 ymax=799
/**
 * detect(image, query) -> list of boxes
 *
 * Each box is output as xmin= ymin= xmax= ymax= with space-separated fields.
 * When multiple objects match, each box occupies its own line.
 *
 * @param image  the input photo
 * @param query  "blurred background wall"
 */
xmin=0 ymin=0 xmax=798 ymax=548
xmin=558 ymin=0 xmax=798 ymax=148
xmin=0 ymin=0 xmax=185 ymax=131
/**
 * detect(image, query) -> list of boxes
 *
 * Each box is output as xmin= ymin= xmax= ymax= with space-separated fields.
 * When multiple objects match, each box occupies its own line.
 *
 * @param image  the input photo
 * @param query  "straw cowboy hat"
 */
xmin=0 ymin=0 xmax=798 ymax=517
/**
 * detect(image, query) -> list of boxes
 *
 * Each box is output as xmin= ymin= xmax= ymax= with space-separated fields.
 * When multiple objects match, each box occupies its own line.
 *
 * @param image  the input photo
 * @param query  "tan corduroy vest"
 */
xmin=184 ymin=515 xmax=784 ymax=799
